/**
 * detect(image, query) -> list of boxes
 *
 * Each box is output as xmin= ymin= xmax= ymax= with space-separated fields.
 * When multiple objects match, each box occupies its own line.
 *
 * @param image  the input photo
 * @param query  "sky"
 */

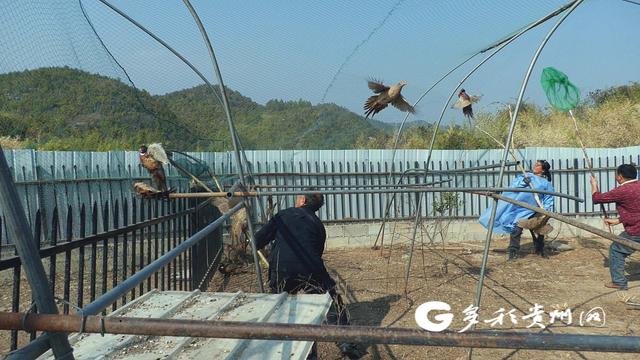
xmin=2 ymin=0 xmax=639 ymax=124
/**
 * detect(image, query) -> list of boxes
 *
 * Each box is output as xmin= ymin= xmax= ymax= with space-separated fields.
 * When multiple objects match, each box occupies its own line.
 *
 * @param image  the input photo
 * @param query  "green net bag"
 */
xmin=540 ymin=67 xmax=580 ymax=111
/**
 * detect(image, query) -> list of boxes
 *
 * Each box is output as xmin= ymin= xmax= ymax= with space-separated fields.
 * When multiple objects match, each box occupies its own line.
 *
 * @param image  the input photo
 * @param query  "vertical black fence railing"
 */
xmin=0 ymin=195 xmax=221 ymax=352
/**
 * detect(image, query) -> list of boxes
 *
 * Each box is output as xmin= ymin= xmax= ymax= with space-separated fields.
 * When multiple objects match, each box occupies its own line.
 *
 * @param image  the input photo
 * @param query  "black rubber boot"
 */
xmin=508 ymin=248 xmax=519 ymax=261
xmin=535 ymin=246 xmax=549 ymax=259
xmin=339 ymin=342 xmax=367 ymax=360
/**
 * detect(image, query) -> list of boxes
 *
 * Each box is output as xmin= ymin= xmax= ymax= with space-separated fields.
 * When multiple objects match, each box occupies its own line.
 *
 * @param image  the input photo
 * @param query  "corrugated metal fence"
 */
xmin=2 ymin=146 xmax=639 ymax=245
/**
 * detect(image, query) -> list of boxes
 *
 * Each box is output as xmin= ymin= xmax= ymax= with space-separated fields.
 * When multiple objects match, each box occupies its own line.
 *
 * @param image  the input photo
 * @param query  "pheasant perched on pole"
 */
xmin=139 ymin=143 xmax=169 ymax=192
xmin=363 ymin=79 xmax=415 ymax=119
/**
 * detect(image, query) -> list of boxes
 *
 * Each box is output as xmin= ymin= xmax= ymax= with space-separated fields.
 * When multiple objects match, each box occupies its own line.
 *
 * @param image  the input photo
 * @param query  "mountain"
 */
xmin=6 ymin=67 xmax=636 ymax=151
xmin=367 ymin=118 xmax=431 ymax=133
xmin=160 ymin=86 xmax=383 ymax=149
xmin=0 ymin=67 xmax=197 ymax=150
xmin=0 ymin=67 xmax=384 ymax=150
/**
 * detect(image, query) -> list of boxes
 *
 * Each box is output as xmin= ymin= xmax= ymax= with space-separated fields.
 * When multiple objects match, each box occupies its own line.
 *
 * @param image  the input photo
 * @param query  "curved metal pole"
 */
xmin=92 ymin=0 xmax=265 ymax=295
xmin=373 ymin=159 xmax=520 ymax=247
xmin=471 ymin=0 xmax=585 ymax=347
xmin=182 ymin=0 xmax=264 ymax=293
xmin=375 ymin=53 xmax=478 ymax=248
xmin=403 ymin=0 xmax=581 ymax=287
xmin=376 ymin=0 xmax=578 ymax=250
xmin=95 ymin=0 xmax=222 ymax=106
xmin=93 ymin=0 xmax=258 ymax=193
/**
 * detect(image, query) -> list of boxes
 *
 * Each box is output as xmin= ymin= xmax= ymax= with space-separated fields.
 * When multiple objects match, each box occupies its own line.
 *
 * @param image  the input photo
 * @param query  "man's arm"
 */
xmin=254 ymin=217 xmax=277 ymax=250
xmin=590 ymin=176 xmax=622 ymax=204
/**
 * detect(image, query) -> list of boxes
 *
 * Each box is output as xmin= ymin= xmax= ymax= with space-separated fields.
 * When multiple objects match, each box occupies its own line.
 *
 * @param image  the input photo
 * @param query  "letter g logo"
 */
xmin=415 ymin=301 xmax=454 ymax=332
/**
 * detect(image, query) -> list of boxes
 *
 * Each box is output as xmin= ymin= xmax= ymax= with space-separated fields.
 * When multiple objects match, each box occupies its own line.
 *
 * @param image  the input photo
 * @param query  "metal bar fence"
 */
xmin=0 ymin=195 xmax=221 ymax=353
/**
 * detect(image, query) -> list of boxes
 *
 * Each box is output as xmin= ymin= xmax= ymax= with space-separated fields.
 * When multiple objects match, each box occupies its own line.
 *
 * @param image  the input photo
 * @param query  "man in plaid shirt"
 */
xmin=591 ymin=163 xmax=640 ymax=290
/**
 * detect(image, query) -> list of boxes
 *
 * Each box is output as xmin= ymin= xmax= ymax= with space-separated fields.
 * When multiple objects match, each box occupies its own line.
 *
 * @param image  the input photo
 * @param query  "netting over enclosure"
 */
xmin=6 ymin=0 xmax=635 ymax=152
xmin=3 ymin=2 xmax=640 ymax=358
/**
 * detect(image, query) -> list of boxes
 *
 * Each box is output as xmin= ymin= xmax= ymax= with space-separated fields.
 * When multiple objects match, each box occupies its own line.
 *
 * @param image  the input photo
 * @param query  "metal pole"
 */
xmin=3 ymin=312 xmax=640 ymax=353
xmin=378 ymin=1 xmax=577 ymax=251
xmin=82 ymin=202 xmax=244 ymax=316
xmin=470 ymin=1 xmax=585 ymax=357
xmin=254 ymin=179 xmax=452 ymax=189
xmin=371 ymin=161 xmax=520 ymax=249
xmin=0 ymin=147 xmax=75 ymax=360
xmin=7 ymin=202 xmax=244 ymax=360
xmin=256 ymin=187 xmax=583 ymax=201
xmin=166 ymin=192 xmax=258 ymax=199
xmin=93 ymin=0 xmax=264 ymax=293
xmin=140 ymin=187 xmax=582 ymax=201
xmin=181 ymin=0 xmax=264 ymax=293
xmin=378 ymin=0 xmax=575 ymax=245
xmin=216 ymin=161 xmax=523 ymax=178
xmin=95 ymin=0 xmax=222 ymax=105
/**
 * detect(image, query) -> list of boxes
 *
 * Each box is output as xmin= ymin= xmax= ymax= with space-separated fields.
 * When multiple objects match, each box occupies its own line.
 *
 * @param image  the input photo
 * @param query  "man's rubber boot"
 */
xmin=508 ymin=249 xmax=518 ymax=261
xmin=535 ymin=247 xmax=549 ymax=259
xmin=339 ymin=342 xmax=367 ymax=360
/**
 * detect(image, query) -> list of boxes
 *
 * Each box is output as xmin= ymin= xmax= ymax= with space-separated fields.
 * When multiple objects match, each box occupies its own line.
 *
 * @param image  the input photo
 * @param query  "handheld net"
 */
xmin=540 ymin=66 xmax=580 ymax=111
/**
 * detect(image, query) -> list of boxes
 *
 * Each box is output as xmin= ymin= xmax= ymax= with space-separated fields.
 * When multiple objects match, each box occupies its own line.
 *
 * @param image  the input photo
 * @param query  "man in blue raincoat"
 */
xmin=479 ymin=160 xmax=555 ymax=260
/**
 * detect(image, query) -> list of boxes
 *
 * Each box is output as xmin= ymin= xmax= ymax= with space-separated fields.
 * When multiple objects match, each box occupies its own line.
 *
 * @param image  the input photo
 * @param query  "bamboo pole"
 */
xmin=469 ymin=2 xmax=584 ymax=358
xmin=568 ymin=109 xmax=612 ymax=233
xmin=168 ymin=192 xmax=258 ymax=199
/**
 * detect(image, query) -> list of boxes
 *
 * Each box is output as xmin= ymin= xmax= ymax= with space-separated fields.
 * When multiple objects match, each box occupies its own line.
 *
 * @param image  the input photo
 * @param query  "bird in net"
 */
xmin=452 ymin=89 xmax=481 ymax=120
xmin=363 ymin=79 xmax=415 ymax=119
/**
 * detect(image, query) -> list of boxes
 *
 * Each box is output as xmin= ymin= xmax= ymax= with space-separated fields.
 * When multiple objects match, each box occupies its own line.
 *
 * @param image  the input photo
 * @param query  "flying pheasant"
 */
xmin=452 ymin=89 xmax=480 ymax=119
xmin=364 ymin=79 xmax=415 ymax=119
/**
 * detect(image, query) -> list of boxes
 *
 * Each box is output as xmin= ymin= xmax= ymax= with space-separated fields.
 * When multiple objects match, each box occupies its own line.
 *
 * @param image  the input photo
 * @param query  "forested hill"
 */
xmin=4 ymin=67 xmax=637 ymax=151
xmin=160 ymin=84 xmax=384 ymax=150
xmin=0 ymin=67 xmax=191 ymax=150
xmin=0 ymin=67 xmax=384 ymax=151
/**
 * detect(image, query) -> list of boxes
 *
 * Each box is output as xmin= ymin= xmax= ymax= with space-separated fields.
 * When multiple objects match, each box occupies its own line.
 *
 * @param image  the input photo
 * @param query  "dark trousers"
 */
xmin=270 ymin=275 xmax=357 ymax=359
xmin=609 ymin=231 xmax=640 ymax=287
xmin=509 ymin=226 xmax=545 ymax=253
xmin=269 ymin=275 xmax=350 ymax=326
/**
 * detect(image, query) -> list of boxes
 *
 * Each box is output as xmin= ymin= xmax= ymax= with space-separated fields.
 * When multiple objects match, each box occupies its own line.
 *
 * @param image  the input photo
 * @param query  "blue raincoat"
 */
xmin=479 ymin=173 xmax=555 ymax=234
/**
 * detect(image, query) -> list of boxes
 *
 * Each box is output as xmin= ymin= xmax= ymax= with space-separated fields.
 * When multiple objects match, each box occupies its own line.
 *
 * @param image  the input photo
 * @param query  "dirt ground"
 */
xmin=208 ymin=236 xmax=640 ymax=360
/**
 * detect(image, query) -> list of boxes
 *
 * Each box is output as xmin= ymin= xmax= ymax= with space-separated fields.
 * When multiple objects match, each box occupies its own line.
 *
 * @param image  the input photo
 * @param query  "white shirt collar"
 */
xmin=621 ymin=179 xmax=638 ymax=186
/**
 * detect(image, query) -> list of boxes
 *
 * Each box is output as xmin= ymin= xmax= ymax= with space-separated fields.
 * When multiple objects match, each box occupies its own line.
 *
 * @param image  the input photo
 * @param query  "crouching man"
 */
xmin=254 ymin=190 xmax=366 ymax=359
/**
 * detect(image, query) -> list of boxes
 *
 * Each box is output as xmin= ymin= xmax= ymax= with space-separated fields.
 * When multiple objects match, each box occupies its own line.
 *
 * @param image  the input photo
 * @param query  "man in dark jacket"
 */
xmin=254 ymin=190 xmax=365 ymax=359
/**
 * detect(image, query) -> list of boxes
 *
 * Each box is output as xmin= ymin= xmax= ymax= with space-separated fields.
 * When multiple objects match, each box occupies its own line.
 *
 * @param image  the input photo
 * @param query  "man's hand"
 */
xmin=590 ymin=175 xmax=599 ymax=194
xmin=604 ymin=218 xmax=621 ymax=226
